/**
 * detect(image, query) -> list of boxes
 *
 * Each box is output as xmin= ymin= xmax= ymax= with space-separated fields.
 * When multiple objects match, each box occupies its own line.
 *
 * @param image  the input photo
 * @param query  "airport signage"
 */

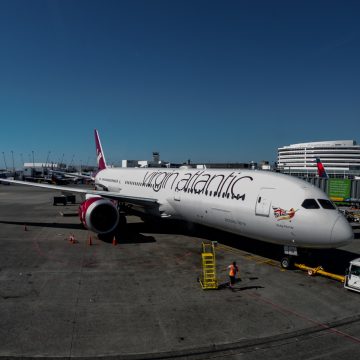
xmin=328 ymin=179 xmax=351 ymax=202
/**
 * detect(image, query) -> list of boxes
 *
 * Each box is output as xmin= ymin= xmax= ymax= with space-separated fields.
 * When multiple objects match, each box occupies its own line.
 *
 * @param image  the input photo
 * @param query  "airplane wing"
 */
xmin=0 ymin=178 xmax=158 ymax=207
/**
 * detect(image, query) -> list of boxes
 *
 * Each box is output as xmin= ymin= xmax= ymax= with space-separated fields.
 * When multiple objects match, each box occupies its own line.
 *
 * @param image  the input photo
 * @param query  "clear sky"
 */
xmin=0 ymin=0 xmax=359 ymax=168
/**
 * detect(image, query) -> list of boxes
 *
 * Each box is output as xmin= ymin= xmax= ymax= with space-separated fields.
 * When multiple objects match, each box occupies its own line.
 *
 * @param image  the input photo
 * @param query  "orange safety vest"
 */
xmin=229 ymin=264 xmax=237 ymax=277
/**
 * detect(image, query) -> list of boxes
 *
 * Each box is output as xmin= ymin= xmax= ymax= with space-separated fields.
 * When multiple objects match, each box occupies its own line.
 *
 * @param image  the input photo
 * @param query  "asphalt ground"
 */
xmin=1 ymin=184 xmax=360 ymax=359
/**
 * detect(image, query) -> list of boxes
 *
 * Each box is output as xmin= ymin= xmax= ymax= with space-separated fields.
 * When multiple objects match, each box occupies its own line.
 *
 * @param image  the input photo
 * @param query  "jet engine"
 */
xmin=79 ymin=197 xmax=119 ymax=234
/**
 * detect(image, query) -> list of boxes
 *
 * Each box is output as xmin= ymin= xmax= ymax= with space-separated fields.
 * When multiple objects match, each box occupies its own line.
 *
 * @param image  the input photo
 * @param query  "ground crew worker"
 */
xmin=227 ymin=261 xmax=239 ymax=289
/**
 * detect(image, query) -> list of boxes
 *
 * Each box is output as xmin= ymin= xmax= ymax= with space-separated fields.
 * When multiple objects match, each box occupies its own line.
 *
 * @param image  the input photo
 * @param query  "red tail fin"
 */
xmin=316 ymin=158 xmax=328 ymax=178
xmin=94 ymin=129 xmax=107 ymax=170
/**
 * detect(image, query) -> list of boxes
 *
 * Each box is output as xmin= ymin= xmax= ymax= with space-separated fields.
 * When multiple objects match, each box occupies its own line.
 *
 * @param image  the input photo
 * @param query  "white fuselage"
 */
xmin=95 ymin=167 xmax=353 ymax=249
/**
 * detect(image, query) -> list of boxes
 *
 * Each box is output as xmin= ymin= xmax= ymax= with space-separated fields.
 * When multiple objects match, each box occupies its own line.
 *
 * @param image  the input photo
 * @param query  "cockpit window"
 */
xmin=301 ymin=199 xmax=320 ymax=209
xmin=317 ymin=199 xmax=336 ymax=210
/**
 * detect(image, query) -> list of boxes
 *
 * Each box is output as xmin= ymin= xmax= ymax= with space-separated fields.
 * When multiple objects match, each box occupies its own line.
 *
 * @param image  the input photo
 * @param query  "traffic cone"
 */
xmin=112 ymin=236 xmax=117 ymax=246
xmin=69 ymin=234 xmax=75 ymax=244
xmin=88 ymin=235 xmax=92 ymax=246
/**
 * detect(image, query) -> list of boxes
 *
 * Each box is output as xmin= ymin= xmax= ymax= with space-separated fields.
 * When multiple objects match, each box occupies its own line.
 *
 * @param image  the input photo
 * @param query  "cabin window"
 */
xmin=301 ymin=199 xmax=320 ymax=209
xmin=318 ymin=199 xmax=336 ymax=210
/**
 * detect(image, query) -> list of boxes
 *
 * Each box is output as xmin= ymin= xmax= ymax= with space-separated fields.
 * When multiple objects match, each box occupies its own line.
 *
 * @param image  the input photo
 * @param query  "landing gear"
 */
xmin=281 ymin=245 xmax=298 ymax=269
xmin=118 ymin=213 xmax=127 ymax=228
xmin=280 ymin=256 xmax=293 ymax=269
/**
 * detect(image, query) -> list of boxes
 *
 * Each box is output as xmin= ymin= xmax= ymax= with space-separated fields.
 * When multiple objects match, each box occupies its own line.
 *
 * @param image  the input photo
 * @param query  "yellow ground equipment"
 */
xmin=294 ymin=263 xmax=345 ymax=283
xmin=200 ymin=241 xmax=218 ymax=289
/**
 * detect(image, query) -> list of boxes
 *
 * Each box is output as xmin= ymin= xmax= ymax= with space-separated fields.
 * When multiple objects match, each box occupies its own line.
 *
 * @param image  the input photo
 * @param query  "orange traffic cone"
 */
xmin=88 ymin=235 xmax=92 ymax=246
xmin=112 ymin=236 xmax=117 ymax=246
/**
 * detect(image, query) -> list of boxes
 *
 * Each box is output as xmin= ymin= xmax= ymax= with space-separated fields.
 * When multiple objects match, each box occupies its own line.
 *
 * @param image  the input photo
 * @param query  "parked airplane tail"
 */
xmin=316 ymin=158 xmax=328 ymax=178
xmin=95 ymin=129 xmax=107 ymax=170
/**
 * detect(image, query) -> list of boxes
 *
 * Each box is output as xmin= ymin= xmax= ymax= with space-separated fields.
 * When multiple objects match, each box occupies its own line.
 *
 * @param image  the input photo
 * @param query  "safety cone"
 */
xmin=24 ymin=224 xmax=28 ymax=231
xmin=69 ymin=234 xmax=75 ymax=244
xmin=88 ymin=235 xmax=92 ymax=246
xmin=112 ymin=236 xmax=117 ymax=246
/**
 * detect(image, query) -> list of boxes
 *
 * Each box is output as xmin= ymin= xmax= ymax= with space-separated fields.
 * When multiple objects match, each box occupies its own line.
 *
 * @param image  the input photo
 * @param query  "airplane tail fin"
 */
xmin=316 ymin=158 xmax=328 ymax=178
xmin=94 ymin=129 xmax=107 ymax=170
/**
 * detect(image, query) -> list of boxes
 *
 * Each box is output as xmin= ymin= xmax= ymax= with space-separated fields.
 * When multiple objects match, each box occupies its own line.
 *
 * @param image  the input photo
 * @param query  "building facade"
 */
xmin=277 ymin=140 xmax=360 ymax=178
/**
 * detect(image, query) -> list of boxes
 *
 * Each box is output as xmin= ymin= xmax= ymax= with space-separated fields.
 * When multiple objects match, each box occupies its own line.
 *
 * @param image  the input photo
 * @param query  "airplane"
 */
xmin=0 ymin=130 xmax=354 ymax=268
xmin=316 ymin=158 xmax=329 ymax=178
xmin=0 ymin=170 xmax=13 ymax=185
xmin=46 ymin=170 xmax=94 ymax=184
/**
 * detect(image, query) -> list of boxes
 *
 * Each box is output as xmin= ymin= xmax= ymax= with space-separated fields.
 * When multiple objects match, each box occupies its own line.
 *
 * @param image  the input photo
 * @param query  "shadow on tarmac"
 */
xmin=99 ymin=229 xmax=156 ymax=245
xmin=125 ymin=218 xmax=360 ymax=275
xmin=0 ymin=220 xmax=82 ymax=230
xmin=218 ymin=278 xmax=265 ymax=291
xmin=2 ymin=216 xmax=358 ymax=274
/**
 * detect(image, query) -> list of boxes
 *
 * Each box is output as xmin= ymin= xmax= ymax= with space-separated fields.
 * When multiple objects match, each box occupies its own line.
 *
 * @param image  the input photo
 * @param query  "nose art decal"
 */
xmin=272 ymin=207 xmax=298 ymax=221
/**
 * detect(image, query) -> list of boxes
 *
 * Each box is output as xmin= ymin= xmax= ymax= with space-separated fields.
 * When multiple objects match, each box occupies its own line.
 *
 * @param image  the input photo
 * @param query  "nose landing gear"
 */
xmin=280 ymin=245 xmax=298 ymax=269
xmin=280 ymin=256 xmax=294 ymax=269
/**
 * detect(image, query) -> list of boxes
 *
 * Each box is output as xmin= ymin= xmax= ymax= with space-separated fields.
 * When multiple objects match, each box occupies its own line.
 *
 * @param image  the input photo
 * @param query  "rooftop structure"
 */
xmin=277 ymin=140 xmax=360 ymax=178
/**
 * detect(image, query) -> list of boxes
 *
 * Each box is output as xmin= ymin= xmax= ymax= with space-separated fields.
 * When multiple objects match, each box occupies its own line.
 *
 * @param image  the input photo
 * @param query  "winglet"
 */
xmin=316 ymin=158 xmax=328 ymax=178
xmin=94 ymin=129 xmax=107 ymax=170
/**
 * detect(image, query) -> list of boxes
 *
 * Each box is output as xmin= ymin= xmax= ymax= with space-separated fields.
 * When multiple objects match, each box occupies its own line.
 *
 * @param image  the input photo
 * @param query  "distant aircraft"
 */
xmin=47 ymin=169 xmax=94 ymax=184
xmin=0 ymin=130 xmax=353 ymax=268
xmin=316 ymin=158 xmax=329 ymax=178
xmin=0 ymin=170 xmax=13 ymax=184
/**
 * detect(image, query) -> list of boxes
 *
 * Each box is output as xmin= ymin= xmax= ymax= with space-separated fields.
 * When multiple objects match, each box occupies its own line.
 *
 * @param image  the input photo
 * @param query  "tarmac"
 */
xmin=1 ymin=184 xmax=360 ymax=359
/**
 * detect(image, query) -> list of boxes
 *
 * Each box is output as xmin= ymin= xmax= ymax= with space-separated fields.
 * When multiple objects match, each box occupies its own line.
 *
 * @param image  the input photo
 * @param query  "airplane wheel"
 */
xmin=281 ymin=256 xmax=293 ymax=269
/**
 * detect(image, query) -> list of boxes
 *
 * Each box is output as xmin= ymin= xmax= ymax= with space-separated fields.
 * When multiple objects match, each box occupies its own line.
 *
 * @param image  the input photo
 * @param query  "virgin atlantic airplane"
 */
xmin=0 ymin=130 xmax=353 ymax=268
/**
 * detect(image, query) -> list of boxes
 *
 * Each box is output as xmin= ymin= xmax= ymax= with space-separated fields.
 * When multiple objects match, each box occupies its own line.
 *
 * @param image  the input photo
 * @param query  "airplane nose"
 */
xmin=331 ymin=216 xmax=354 ymax=247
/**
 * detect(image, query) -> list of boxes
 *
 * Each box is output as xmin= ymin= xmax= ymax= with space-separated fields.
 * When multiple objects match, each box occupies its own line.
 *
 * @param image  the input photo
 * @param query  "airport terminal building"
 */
xmin=277 ymin=140 xmax=360 ymax=178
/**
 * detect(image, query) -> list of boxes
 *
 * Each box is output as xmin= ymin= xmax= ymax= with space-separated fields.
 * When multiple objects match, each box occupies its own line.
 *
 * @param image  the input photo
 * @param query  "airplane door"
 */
xmin=255 ymin=188 xmax=274 ymax=217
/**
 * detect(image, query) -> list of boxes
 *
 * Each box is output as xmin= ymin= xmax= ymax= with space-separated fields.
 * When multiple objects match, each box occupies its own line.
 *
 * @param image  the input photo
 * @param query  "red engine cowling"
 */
xmin=78 ymin=197 xmax=119 ymax=234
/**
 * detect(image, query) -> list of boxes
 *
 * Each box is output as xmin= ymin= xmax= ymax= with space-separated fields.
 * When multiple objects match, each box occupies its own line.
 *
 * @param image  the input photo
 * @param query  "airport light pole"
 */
xmin=32 ymin=151 xmax=35 ymax=178
xmin=60 ymin=153 xmax=64 ymax=169
xmin=11 ymin=150 xmax=15 ymax=174
xmin=69 ymin=154 xmax=75 ymax=170
xmin=2 ymin=152 xmax=8 ymax=170
xmin=45 ymin=151 xmax=51 ymax=168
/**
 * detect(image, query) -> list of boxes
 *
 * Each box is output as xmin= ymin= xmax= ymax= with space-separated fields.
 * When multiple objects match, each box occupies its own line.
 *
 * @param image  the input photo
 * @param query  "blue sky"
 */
xmin=0 ymin=0 xmax=359 ymax=168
